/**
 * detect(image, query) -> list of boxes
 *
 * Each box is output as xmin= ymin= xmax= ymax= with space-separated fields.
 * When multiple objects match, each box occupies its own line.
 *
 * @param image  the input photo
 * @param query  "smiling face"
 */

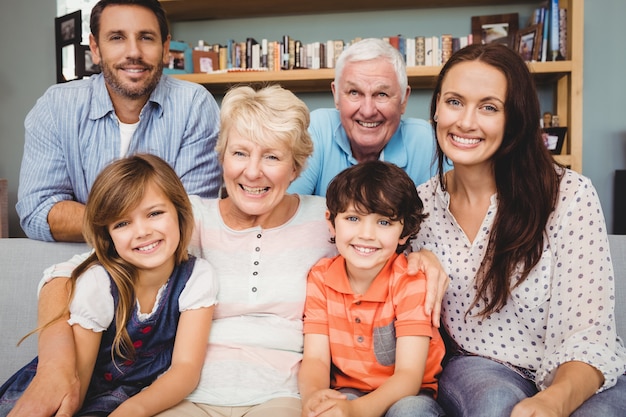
xmin=90 ymin=4 xmax=169 ymax=102
xmin=108 ymin=182 xmax=179 ymax=279
xmin=221 ymin=130 xmax=297 ymax=222
xmin=332 ymin=58 xmax=410 ymax=162
xmin=434 ymin=61 xmax=507 ymax=170
xmin=328 ymin=205 xmax=407 ymax=283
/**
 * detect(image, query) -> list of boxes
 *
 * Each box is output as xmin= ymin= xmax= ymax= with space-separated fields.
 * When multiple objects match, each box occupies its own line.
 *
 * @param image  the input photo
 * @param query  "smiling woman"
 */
xmin=417 ymin=42 xmax=626 ymax=416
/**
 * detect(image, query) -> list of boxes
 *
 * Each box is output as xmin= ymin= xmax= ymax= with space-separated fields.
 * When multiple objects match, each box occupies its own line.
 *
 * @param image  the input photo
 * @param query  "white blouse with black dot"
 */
xmin=413 ymin=168 xmax=626 ymax=391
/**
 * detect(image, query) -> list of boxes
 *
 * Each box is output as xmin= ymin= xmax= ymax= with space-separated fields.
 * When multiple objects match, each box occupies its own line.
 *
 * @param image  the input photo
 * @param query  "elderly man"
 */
xmin=288 ymin=37 xmax=436 ymax=196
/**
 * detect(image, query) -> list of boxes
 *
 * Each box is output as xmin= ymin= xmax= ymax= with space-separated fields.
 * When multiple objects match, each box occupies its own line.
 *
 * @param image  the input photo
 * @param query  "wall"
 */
xmin=0 ymin=0 xmax=56 ymax=237
xmin=582 ymin=1 xmax=626 ymax=233
xmin=0 ymin=1 xmax=624 ymax=237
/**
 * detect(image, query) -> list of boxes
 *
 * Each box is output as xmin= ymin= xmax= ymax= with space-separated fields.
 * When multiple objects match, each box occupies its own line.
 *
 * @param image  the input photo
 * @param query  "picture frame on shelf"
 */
xmin=55 ymin=10 xmax=82 ymax=83
xmin=55 ymin=10 xmax=81 ymax=46
xmin=516 ymin=24 xmax=542 ymax=62
xmin=192 ymin=50 xmax=219 ymax=73
xmin=76 ymin=45 xmax=101 ymax=78
xmin=471 ymin=13 xmax=519 ymax=49
xmin=542 ymin=126 xmax=567 ymax=155
xmin=164 ymin=41 xmax=193 ymax=74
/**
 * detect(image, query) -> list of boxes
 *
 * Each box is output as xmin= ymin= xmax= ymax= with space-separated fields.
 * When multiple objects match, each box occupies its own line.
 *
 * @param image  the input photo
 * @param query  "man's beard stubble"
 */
xmin=100 ymin=58 xmax=163 ymax=100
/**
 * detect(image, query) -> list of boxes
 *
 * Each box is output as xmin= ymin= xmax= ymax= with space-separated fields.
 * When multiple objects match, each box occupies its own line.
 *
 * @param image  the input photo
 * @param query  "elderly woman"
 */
xmin=159 ymin=85 xmax=337 ymax=416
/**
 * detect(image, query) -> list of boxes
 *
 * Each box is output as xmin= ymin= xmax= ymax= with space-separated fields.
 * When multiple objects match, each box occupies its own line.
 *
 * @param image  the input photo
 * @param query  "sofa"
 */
xmin=1 ymin=236 xmax=625 ymax=383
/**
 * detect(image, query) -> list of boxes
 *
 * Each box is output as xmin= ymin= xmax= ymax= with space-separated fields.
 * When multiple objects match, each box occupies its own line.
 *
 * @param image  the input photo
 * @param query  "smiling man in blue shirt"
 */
xmin=17 ymin=0 xmax=221 ymax=242
xmin=288 ymin=38 xmax=437 ymax=197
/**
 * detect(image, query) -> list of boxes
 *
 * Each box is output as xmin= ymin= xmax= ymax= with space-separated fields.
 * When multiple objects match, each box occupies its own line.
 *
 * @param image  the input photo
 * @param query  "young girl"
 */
xmin=0 ymin=154 xmax=218 ymax=416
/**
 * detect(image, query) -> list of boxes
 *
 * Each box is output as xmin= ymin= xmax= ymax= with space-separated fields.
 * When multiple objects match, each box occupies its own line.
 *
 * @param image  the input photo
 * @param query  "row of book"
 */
xmin=189 ymin=33 xmax=474 ymax=74
xmin=182 ymin=1 xmax=568 ymax=73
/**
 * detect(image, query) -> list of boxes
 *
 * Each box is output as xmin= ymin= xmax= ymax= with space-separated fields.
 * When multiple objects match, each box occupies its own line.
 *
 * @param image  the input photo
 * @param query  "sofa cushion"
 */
xmin=0 ymin=239 xmax=89 ymax=382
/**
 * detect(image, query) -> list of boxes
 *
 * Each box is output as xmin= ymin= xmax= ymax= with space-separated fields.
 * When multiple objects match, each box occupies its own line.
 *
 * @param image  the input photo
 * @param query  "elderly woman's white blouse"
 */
xmin=412 ymin=168 xmax=626 ymax=391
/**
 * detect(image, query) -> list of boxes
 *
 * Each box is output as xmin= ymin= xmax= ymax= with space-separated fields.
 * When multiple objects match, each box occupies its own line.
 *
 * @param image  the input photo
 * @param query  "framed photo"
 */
xmin=471 ymin=13 xmax=519 ymax=48
xmin=542 ymin=126 xmax=567 ymax=155
xmin=55 ymin=10 xmax=81 ymax=47
xmin=192 ymin=50 xmax=219 ymax=73
xmin=164 ymin=41 xmax=193 ymax=74
xmin=56 ymin=44 xmax=80 ymax=83
xmin=516 ymin=24 xmax=542 ymax=62
xmin=55 ymin=10 xmax=82 ymax=83
xmin=76 ymin=45 xmax=101 ymax=78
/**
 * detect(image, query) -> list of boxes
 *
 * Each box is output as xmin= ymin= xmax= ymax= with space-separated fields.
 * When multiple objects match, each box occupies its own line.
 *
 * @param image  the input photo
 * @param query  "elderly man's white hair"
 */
xmin=333 ymin=38 xmax=409 ymax=103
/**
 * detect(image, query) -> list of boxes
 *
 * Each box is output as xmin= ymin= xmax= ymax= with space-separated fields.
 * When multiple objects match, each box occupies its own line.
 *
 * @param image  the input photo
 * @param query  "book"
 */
xmin=226 ymin=39 xmax=235 ymax=69
xmin=415 ymin=36 xmax=425 ymax=66
xmin=251 ymin=43 xmax=260 ymax=69
xmin=558 ymin=7 xmax=567 ymax=60
xmin=549 ymin=0 xmax=560 ymax=61
xmin=539 ymin=7 xmax=550 ymax=62
xmin=281 ymin=35 xmax=290 ymax=70
xmin=237 ymin=41 xmax=245 ymax=69
xmin=261 ymin=39 xmax=268 ymax=68
xmin=245 ymin=37 xmax=258 ymax=69
xmin=405 ymin=37 xmax=415 ymax=67
xmin=294 ymin=39 xmax=302 ymax=68
xmin=326 ymin=40 xmax=335 ymax=68
xmin=218 ymin=47 xmax=227 ymax=70
xmin=267 ymin=41 xmax=275 ymax=71
xmin=388 ymin=35 xmax=400 ymax=51
xmin=333 ymin=39 xmax=344 ymax=67
xmin=312 ymin=41 xmax=321 ymax=69
xmin=441 ymin=34 xmax=453 ymax=65
xmin=431 ymin=35 xmax=440 ymax=66
xmin=288 ymin=38 xmax=295 ymax=69
xmin=425 ymin=36 xmax=433 ymax=66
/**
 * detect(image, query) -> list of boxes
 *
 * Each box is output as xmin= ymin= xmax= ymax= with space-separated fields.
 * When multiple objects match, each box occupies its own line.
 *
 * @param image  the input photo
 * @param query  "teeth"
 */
xmin=125 ymin=69 xmax=144 ymax=73
xmin=241 ymin=185 xmax=268 ymax=194
xmin=359 ymin=121 xmax=380 ymax=128
xmin=137 ymin=241 xmax=159 ymax=252
xmin=452 ymin=135 xmax=481 ymax=145
xmin=354 ymin=246 xmax=377 ymax=254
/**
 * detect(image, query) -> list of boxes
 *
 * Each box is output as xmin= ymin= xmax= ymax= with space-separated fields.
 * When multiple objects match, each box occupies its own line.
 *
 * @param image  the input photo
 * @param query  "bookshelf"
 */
xmin=163 ymin=0 xmax=584 ymax=172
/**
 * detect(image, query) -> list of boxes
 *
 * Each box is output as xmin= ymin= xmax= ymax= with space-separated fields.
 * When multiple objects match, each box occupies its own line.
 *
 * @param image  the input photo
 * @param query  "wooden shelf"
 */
xmin=160 ymin=0 xmax=538 ymax=22
xmin=173 ymin=61 xmax=572 ymax=94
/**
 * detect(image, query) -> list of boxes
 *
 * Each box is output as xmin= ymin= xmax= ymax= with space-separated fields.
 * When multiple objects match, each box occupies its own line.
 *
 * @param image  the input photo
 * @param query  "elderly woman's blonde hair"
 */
xmin=216 ymin=85 xmax=313 ymax=177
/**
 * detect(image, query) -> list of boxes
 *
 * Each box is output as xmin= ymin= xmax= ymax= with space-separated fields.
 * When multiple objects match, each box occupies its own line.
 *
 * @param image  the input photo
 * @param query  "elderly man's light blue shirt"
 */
xmin=17 ymin=73 xmax=221 ymax=241
xmin=288 ymin=108 xmax=438 ymax=196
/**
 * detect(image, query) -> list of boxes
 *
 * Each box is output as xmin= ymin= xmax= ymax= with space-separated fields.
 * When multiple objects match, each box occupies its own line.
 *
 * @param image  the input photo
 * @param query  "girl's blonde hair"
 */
xmin=215 ymin=85 xmax=313 ymax=177
xmin=31 ymin=154 xmax=194 ymax=361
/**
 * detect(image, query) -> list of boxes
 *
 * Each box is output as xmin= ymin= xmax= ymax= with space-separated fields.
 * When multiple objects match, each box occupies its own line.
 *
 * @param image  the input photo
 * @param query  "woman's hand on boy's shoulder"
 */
xmin=406 ymin=249 xmax=449 ymax=328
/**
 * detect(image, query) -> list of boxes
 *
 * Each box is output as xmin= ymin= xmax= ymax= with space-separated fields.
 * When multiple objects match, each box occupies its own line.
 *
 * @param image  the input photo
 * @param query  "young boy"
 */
xmin=299 ymin=161 xmax=445 ymax=417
